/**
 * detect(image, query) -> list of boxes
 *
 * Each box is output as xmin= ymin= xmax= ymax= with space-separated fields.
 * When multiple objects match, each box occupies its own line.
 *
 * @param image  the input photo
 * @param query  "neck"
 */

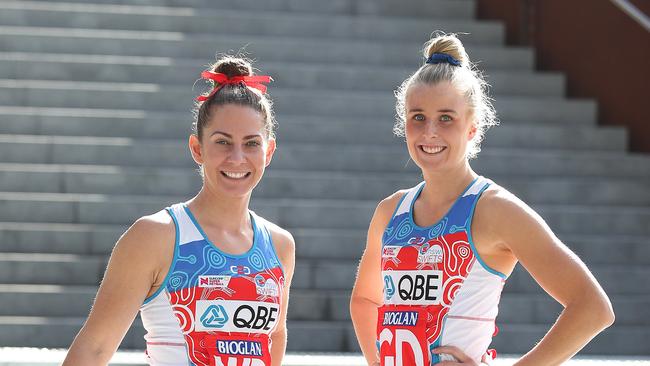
xmin=419 ymin=161 xmax=478 ymax=206
xmin=187 ymin=186 xmax=252 ymax=232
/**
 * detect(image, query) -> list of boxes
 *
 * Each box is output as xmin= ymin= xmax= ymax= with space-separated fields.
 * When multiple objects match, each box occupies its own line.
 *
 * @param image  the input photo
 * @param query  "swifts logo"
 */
xmin=417 ymin=243 xmax=443 ymax=264
xmin=254 ymin=275 xmax=280 ymax=297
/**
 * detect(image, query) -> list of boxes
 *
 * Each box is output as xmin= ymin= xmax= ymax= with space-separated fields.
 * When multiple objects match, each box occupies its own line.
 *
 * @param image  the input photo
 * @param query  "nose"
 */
xmin=424 ymin=120 xmax=438 ymax=138
xmin=227 ymin=144 xmax=246 ymax=163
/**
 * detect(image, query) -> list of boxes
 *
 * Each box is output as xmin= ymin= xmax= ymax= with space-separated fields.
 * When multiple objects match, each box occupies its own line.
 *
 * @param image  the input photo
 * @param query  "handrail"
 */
xmin=609 ymin=0 xmax=650 ymax=32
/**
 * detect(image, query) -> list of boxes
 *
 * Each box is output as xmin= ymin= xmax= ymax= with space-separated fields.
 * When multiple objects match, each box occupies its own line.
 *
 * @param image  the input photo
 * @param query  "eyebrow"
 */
xmin=407 ymin=108 xmax=458 ymax=114
xmin=210 ymin=131 xmax=263 ymax=139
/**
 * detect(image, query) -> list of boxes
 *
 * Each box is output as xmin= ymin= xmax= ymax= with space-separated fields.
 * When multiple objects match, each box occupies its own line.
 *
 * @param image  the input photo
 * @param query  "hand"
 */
xmin=433 ymin=346 xmax=485 ymax=366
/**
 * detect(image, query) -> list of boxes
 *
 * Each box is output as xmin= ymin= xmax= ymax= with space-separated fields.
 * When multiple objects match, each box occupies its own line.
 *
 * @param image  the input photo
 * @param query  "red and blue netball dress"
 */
xmin=378 ymin=176 xmax=507 ymax=365
xmin=140 ymin=203 xmax=284 ymax=366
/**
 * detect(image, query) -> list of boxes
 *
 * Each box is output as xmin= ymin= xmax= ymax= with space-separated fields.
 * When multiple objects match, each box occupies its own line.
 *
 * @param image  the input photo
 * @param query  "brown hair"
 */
xmin=193 ymin=55 xmax=276 ymax=140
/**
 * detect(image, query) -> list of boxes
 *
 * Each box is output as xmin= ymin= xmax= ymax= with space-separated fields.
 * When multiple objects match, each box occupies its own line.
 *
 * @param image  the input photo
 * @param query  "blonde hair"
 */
xmin=394 ymin=33 xmax=497 ymax=159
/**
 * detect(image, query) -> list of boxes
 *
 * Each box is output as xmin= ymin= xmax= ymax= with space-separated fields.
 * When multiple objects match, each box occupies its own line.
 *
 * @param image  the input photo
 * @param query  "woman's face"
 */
xmin=189 ymin=104 xmax=275 ymax=198
xmin=404 ymin=81 xmax=476 ymax=173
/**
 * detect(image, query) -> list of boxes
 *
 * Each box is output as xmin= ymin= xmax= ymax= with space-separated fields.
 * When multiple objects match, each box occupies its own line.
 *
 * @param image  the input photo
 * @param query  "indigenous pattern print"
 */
xmin=378 ymin=177 xmax=506 ymax=365
xmin=140 ymin=204 xmax=284 ymax=366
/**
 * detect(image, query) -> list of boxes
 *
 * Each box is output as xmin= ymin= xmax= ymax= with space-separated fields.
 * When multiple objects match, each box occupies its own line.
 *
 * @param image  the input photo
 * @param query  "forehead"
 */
xmin=405 ymin=81 xmax=467 ymax=110
xmin=203 ymin=104 xmax=266 ymax=137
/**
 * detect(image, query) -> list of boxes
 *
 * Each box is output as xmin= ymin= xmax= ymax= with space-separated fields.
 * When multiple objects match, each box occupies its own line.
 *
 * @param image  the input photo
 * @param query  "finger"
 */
xmin=433 ymin=346 xmax=472 ymax=363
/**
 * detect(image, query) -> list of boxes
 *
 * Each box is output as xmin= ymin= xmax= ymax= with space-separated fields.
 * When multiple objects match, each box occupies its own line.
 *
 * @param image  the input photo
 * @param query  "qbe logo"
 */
xmin=195 ymin=300 xmax=280 ymax=333
xmin=200 ymin=305 xmax=229 ymax=329
xmin=382 ymin=270 xmax=443 ymax=305
xmin=383 ymin=275 xmax=396 ymax=301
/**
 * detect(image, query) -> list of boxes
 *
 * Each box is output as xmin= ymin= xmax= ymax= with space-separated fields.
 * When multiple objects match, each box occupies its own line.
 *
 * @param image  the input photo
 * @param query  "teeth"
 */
xmin=421 ymin=145 xmax=445 ymax=154
xmin=223 ymin=171 xmax=248 ymax=179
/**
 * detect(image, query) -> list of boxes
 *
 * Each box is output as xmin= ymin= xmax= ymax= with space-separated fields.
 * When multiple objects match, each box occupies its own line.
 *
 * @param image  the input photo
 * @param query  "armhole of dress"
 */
xmin=254 ymin=213 xmax=285 ymax=278
xmin=142 ymin=206 xmax=181 ymax=305
xmin=382 ymin=184 xmax=420 ymax=245
xmin=466 ymin=181 xmax=508 ymax=280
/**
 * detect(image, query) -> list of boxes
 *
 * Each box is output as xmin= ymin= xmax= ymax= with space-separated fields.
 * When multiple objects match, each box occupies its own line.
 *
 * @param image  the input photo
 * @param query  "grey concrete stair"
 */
xmin=0 ymin=55 xmax=564 ymax=96
xmin=2 ymin=193 xmax=650 ymax=235
xmin=1 ymin=164 xmax=649 ymax=206
xmin=0 ymin=81 xmax=596 ymax=123
xmin=0 ymin=2 xmax=503 ymax=44
xmin=0 ymin=108 xmax=626 ymax=150
xmin=0 ymin=27 xmax=534 ymax=69
xmin=2 ymin=135 xmax=649 ymax=177
xmin=4 ymin=0 xmax=478 ymax=19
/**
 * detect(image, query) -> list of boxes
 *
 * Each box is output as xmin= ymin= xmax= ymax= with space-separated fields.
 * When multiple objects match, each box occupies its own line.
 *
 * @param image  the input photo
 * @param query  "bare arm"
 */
xmin=268 ymin=225 xmax=296 ymax=366
xmin=481 ymin=191 xmax=614 ymax=365
xmin=63 ymin=211 xmax=174 ymax=365
xmin=351 ymin=193 xmax=403 ymax=366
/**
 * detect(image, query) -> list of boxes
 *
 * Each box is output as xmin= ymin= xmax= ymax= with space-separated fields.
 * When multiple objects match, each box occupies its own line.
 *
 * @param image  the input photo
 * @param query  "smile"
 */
xmin=221 ymin=171 xmax=251 ymax=179
xmin=420 ymin=145 xmax=447 ymax=154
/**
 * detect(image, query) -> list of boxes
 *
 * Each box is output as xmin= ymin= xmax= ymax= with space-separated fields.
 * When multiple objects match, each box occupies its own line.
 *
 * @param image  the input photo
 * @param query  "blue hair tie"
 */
xmin=426 ymin=53 xmax=461 ymax=67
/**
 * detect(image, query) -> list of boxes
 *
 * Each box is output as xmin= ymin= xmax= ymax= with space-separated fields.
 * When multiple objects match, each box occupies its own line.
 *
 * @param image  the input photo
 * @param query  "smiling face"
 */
xmin=404 ymin=81 xmax=477 ymax=173
xmin=189 ymin=104 xmax=276 ymax=198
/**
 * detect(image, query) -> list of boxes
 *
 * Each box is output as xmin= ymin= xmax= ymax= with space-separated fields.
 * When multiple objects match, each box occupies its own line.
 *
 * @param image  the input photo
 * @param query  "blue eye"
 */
xmin=413 ymin=114 xmax=426 ymax=122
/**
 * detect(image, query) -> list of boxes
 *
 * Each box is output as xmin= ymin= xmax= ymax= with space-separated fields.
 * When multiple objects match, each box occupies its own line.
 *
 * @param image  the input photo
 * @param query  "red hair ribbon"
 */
xmin=196 ymin=70 xmax=272 ymax=102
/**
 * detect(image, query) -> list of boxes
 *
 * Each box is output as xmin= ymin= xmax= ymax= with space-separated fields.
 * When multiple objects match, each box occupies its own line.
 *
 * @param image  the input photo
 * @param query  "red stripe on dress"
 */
xmin=146 ymin=341 xmax=186 ymax=346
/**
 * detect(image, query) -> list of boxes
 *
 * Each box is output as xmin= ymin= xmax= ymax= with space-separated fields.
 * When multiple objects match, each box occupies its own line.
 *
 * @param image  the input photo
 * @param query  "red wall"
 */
xmin=477 ymin=0 xmax=650 ymax=152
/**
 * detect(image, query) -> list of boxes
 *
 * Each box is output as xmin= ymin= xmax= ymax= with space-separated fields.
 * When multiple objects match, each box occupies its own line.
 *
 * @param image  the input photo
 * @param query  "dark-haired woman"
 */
xmin=64 ymin=56 xmax=294 ymax=366
xmin=350 ymin=34 xmax=614 ymax=366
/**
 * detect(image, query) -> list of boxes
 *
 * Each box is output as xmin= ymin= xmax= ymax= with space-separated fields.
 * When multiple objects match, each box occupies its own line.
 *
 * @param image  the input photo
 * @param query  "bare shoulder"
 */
xmin=259 ymin=217 xmax=295 ymax=263
xmin=475 ymin=184 xmax=539 ymax=227
xmin=112 ymin=209 xmax=176 ymax=269
xmin=375 ymin=189 xmax=409 ymax=222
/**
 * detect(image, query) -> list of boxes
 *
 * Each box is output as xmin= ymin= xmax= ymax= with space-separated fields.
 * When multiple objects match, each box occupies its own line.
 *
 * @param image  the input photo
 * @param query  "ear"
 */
xmin=264 ymin=138 xmax=276 ymax=167
xmin=468 ymin=123 xmax=477 ymax=140
xmin=188 ymin=134 xmax=204 ymax=165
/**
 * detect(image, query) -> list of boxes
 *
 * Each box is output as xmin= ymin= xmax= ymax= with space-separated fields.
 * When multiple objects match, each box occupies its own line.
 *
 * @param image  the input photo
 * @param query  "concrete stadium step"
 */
xmin=2 ymin=135 xmax=648 ymax=178
xmin=0 ymin=108 xmax=626 ymax=150
xmin=1 ymin=285 xmax=647 ymax=327
xmin=0 ymin=54 xmax=565 ymax=96
xmin=2 ymin=223 xmax=649 ymax=266
xmin=0 ymin=81 xmax=595 ymax=123
xmin=0 ymin=27 xmax=534 ymax=70
xmin=2 ymin=193 xmax=650 ymax=235
xmin=0 ymin=2 xmax=503 ymax=44
xmin=12 ymin=0 xmax=477 ymax=19
xmin=2 ymin=164 xmax=649 ymax=206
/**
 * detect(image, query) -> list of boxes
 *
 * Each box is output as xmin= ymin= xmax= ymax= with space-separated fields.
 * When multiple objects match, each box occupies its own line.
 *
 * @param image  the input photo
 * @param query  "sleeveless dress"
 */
xmin=140 ymin=203 xmax=284 ymax=366
xmin=378 ymin=177 xmax=507 ymax=365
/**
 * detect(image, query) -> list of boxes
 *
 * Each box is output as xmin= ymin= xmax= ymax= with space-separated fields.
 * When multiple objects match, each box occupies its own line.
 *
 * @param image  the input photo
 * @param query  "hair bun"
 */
xmin=423 ymin=34 xmax=469 ymax=67
xmin=211 ymin=56 xmax=253 ymax=78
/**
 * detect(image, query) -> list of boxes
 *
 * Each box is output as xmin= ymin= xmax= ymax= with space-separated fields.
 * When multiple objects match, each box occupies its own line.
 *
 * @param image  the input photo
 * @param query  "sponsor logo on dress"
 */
xmin=382 ymin=270 xmax=443 ymax=305
xmin=254 ymin=275 xmax=279 ymax=297
xmin=195 ymin=300 xmax=280 ymax=333
xmin=382 ymin=311 xmax=419 ymax=327
xmin=199 ymin=275 xmax=231 ymax=288
xmin=384 ymin=275 xmax=396 ymax=301
xmin=382 ymin=246 xmax=401 ymax=258
xmin=417 ymin=243 xmax=443 ymax=264
xmin=230 ymin=265 xmax=251 ymax=275
xmin=216 ymin=340 xmax=263 ymax=357
xmin=200 ymin=305 xmax=229 ymax=329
